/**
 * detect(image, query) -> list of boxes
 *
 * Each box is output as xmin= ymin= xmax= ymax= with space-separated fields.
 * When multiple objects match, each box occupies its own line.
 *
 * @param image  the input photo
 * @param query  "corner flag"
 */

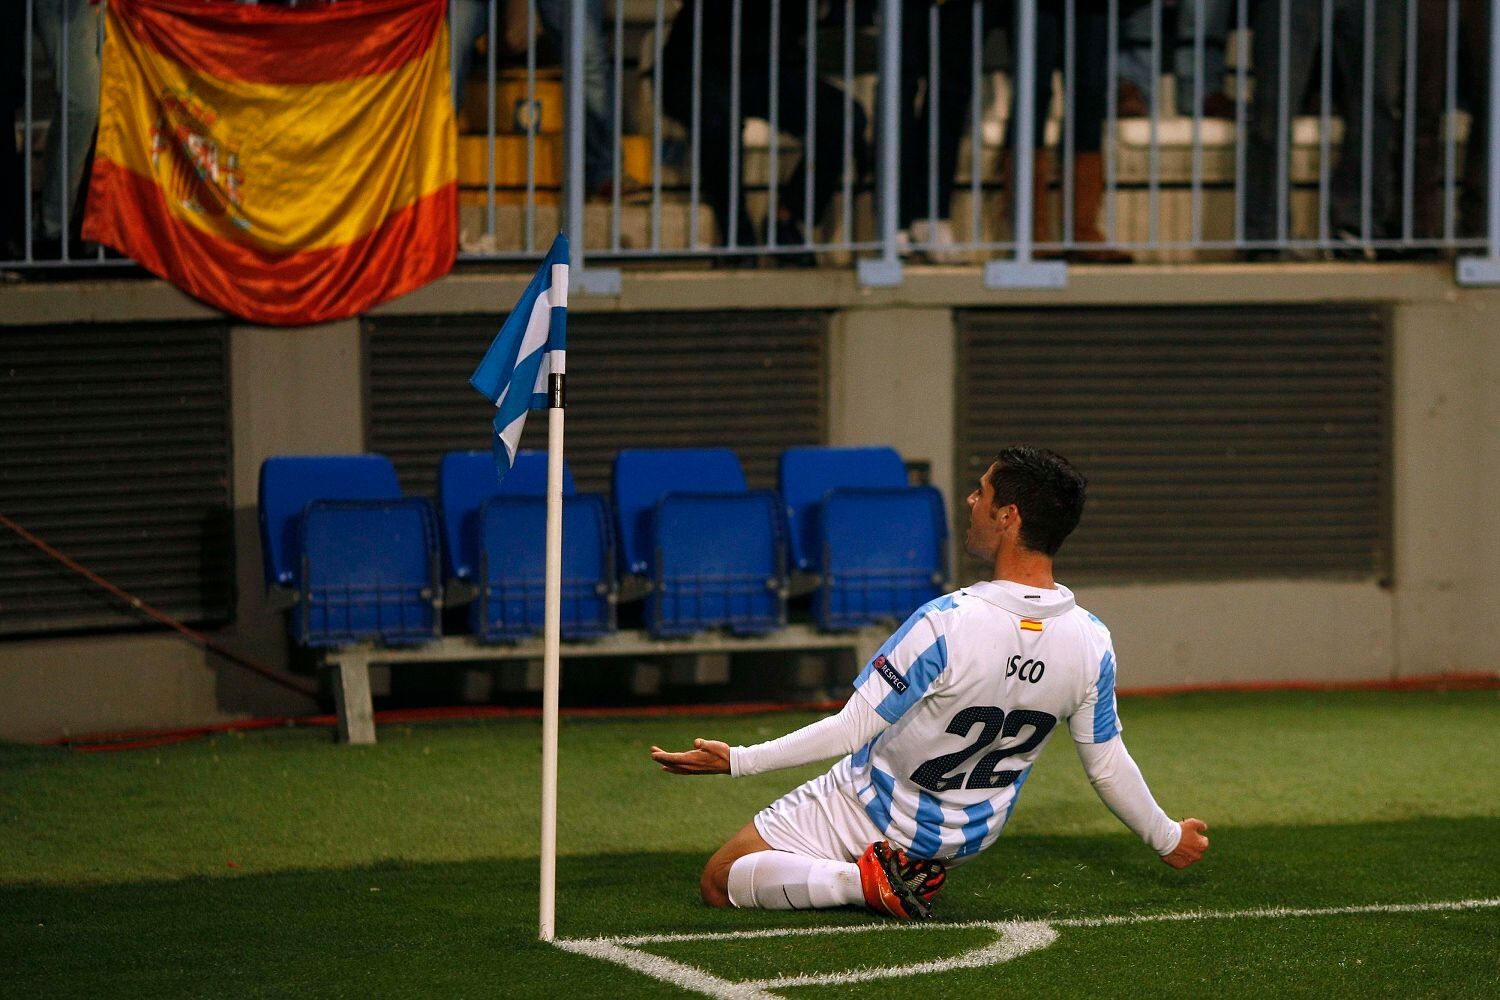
xmin=469 ymin=233 xmax=569 ymax=481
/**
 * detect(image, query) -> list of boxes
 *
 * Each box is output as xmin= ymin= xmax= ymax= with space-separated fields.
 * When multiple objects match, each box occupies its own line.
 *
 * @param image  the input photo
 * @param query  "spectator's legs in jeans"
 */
xmin=2 ymin=3 xmax=25 ymax=259
xmin=1241 ymin=0 xmax=1320 ymax=246
xmin=1328 ymin=0 xmax=1402 ymax=243
xmin=665 ymin=76 xmax=758 ymax=253
xmin=899 ymin=1 xmax=976 ymax=233
xmin=1116 ymin=0 xmax=1156 ymax=114
xmin=770 ymin=74 xmax=869 ymax=240
xmin=36 ymin=0 xmax=100 ymax=246
xmin=449 ymin=0 xmax=486 ymax=112
xmin=1173 ymin=0 xmax=1233 ymax=116
xmin=537 ymin=0 xmax=614 ymax=193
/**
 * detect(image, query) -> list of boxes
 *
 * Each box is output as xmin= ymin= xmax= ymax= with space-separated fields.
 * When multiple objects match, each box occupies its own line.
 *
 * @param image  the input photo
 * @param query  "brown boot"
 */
xmin=1003 ymin=151 xmax=1055 ymax=252
xmin=1069 ymin=151 xmax=1132 ymax=263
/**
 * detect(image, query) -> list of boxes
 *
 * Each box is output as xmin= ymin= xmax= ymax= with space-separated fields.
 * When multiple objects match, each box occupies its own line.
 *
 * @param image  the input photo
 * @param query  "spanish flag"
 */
xmin=1019 ymin=618 xmax=1044 ymax=632
xmin=84 ymin=0 xmax=456 ymax=326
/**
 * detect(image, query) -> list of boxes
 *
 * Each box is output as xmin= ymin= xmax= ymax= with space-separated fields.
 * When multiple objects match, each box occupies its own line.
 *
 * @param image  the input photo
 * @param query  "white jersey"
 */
xmin=843 ymin=579 xmax=1119 ymax=861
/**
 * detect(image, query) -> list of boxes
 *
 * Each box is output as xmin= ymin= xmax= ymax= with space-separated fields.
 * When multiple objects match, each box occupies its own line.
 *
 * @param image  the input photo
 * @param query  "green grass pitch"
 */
xmin=2 ymin=689 xmax=1497 ymax=997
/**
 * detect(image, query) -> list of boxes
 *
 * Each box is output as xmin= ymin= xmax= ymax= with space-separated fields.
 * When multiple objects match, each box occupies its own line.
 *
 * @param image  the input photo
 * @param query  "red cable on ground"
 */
xmin=0 ymin=511 xmax=318 ymax=699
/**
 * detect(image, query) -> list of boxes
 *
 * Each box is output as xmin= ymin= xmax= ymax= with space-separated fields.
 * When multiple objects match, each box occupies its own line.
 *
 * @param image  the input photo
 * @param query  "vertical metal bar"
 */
xmin=1319 ymin=0 xmax=1332 ymax=244
xmin=1360 ymin=0 xmax=1374 ymax=242
xmin=1488 ymin=0 xmax=1500 ymax=256
xmin=611 ymin=0 xmax=623 ymax=251
xmin=1191 ymin=0 xmax=1205 ymax=244
xmin=1234 ymin=0 xmax=1247 ymax=245
xmin=842 ymin=0 xmax=854 ymax=247
xmin=690 ymin=0 xmax=702 ymax=249
xmin=1106 ymin=0 xmax=1118 ymax=243
xmin=566 ymin=0 xmax=587 ymax=265
xmin=487 ymin=0 xmax=497 ymax=246
xmin=527 ymin=0 xmax=537 ymax=251
xmin=729 ymin=0 xmax=743 ymax=249
xmin=1064 ymin=0 xmax=1076 ymax=247
xmin=804 ymin=0 xmax=816 ymax=242
xmin=768 ymin=0 xmax=781 ymax=249
xmin=24 ymin=0 xmax=35 ymax=261
xmin=1402 ymin=0 xmax=1417 ymax=243
xmin=1015 ymin=0 xmax=1039 ymax=260
xmin=877 ymin=0 xmax=901 ymax=264
xmin=95 ymin=4 xmax=104 ymax=260
xmin=1446 ymin=0 xmax=1458 ymax=241
xmin=928 ymin=3 xmax=940 ymax=229
xmin=652 ymin=0 xmax=664 ymax=249
xmin=1275 ymin=0 xmax=1290 ymax=246
xmin=971 ymin=0 xmax=983 ymax=250
xmin=59 ymin=0 xmax=71 ymax=259
xmin=1148 ymin=0 xmax=1161 ymax=247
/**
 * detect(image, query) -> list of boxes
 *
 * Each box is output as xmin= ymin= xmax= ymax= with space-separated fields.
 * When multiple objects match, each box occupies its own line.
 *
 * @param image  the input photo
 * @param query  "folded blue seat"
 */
xmin=471 ymin=492 xmax=615 ymax=641
xmin=294 ymin=498 xmax=440 ymax=647
xmin=778 ymin=446 xmax=947 ymax=630
xmin=613 ymin=448 xmax=786 ymax=637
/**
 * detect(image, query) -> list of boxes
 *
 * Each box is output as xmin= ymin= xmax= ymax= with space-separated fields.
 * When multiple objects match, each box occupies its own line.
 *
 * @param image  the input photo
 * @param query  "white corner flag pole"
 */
xmin=538 ymin=262 xmax=567 ymax=943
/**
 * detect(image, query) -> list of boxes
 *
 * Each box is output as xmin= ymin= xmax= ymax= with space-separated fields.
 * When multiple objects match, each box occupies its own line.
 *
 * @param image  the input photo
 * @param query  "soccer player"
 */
xmin=651 ymin=446 xmax=1209 ymax=919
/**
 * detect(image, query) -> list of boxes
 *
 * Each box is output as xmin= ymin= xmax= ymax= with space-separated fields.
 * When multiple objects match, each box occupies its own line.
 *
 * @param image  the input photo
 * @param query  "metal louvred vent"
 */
xmin=365 ymin=311 xmax=828 ymax=495
xmin=956 ymin=306 xmax=1389 ymax=583
xmin=0 ymin=323 xmax=233 ymax=635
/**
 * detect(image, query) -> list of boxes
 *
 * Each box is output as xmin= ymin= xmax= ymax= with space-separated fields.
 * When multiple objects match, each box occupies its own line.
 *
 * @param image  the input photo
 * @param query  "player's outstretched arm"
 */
xmin=650 ymin=694 xmax=889 ymax=777
xmin=651 ymin=738 xmax=731 ymax=774
xmin=1161 ymin=818 xmax=1209 ymax=869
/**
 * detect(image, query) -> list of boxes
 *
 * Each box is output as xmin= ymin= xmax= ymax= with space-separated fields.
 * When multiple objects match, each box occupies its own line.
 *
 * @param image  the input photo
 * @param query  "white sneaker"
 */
xmin=910 ymin=219 xmax=964 ymax=264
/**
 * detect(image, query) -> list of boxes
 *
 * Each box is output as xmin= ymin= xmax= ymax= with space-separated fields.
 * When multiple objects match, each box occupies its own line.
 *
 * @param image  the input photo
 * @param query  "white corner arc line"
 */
xmin=554 ymin=898 xmax=1500 ymax=1000
xmin=552 ymin=939 xmax=780 ymax=1000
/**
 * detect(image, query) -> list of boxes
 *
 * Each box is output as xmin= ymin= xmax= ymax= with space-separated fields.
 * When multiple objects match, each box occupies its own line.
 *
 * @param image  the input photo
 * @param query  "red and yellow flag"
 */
xmin=84 ymin=0 xmax=456 ymax=326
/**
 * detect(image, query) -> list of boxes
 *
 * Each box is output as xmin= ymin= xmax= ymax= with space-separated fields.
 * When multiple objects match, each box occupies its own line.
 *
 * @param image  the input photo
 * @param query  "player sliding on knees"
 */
xmin=651 ymin=446 xmax=1209 ymax=920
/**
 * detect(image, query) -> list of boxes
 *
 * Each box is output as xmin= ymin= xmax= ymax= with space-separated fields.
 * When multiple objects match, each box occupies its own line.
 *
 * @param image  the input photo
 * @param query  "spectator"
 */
xmin=1240 ymin=0 xmax=1403 ymax=259
xmin=899 ymin=0 xmax=987 ymax=263
xmin=35 ymin=0 xmax=102 ymax=259
xmin=1008 ymin=0 xmax=1132 ymax=262
xmin=2 ymin=4 xmax=24 ymax=262
xmin=450 ymin=0 xmax=618 ymax=198
xmin=659 ymin=0 xmax=871 ymax=266
xmin=1409 ymin=0 xmax=1488 ymax=245
xmin=1117 ymin=0 xmax=1236 ymax=119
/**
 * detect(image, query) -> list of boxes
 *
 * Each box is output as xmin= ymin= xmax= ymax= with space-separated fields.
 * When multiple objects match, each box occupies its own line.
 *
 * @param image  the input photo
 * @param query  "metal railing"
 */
xmin=7 ymin=0 xmax=1500 ymax=288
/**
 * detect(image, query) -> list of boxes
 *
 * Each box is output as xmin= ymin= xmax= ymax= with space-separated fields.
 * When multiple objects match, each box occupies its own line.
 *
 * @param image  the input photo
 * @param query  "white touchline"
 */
xmin=554 ymin=898 xmax=1500 ymax=1000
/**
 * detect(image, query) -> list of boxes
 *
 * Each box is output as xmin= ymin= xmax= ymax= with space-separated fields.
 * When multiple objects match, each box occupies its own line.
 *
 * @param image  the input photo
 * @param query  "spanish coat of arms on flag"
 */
xmin=83 ymin=0 xmax=457 ymax=326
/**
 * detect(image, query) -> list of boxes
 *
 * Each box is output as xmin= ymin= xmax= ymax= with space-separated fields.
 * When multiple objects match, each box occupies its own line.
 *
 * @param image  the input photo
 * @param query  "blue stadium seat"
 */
xmin=470 ymin=493 xmax=615 ymax=641
xmin=778 ymin=446 xmax=947 ymax=629
xmin=612 ymin=448 xmax=785 ymax=637
xmin=779 ymin=446 xmax=909 ymax=573
xmin=437 ymin=450 xmax=576 ymax=588
xmin=259 ymin=454 xmax=402 ymax=591
xmin=817 ymin=487 xmax=947 ymax=630
xmin=293 ymin=498 xmax=440 ymax=647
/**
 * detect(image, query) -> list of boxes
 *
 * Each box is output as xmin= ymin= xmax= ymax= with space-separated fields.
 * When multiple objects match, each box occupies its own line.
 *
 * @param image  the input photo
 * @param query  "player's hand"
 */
xmin=650 ymin=738 xmax=731 ymax=775
xmin=1161 ymin=817 xmax=1209 ymax=869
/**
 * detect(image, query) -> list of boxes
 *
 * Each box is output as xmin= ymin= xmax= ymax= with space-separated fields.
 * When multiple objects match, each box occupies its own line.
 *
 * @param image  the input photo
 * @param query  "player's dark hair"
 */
xmin=987 ymin=446 xmax=1088 ymax=556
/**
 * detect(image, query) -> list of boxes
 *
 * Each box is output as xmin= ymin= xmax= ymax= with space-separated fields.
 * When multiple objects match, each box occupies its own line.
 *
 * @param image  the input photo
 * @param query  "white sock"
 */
xmin=725 ymin=851 xmax=864 ymax=910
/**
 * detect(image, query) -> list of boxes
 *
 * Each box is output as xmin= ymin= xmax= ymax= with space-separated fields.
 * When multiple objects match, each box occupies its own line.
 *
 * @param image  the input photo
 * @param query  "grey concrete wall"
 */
xmin=2 ymin=264 xmax=1496 ymax=739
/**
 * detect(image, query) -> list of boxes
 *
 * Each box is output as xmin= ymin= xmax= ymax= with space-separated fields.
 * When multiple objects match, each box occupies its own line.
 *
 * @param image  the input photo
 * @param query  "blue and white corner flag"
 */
xmin=469 ymin=233 xmax=569 ymax=481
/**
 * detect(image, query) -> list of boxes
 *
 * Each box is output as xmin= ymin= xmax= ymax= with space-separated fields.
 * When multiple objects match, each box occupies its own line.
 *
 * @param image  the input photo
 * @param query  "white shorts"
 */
xmin=751 ymin=759 xmax=882 ymax=863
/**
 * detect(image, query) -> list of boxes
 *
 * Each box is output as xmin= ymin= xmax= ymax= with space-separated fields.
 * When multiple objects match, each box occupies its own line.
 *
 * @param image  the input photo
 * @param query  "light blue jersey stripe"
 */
xmin=863 ymin=766 xmax=896 ymax=835
xmin=851 ymin=736 xmax=876 ymax=770
xmin=957 ymin=800 xmax=995 ymax=858
xmin=909 ymin=792 xmax=945 ymax=859
xmin=1094 ymin=650 xmax=1120 ymax=742
xmin=873 ymin=638 xmax=948 ymax=723
xmin=1002 ymin=767 xmax=1033 ymax=827
xmin=867 ymin=594 xmax=959 ymax=662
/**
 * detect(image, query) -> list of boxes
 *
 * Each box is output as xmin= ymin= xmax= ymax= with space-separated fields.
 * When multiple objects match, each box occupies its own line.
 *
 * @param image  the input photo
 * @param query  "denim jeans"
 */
xmin=36 ymin=0 xmax=100 ymax=242
xmin=449 ymin=0 xmax=614 ymax=191
xmin=1118 ymin=0 xmax=1233 ymax=116
xmin=1240 ymin=0 xmax=1404 ymax=242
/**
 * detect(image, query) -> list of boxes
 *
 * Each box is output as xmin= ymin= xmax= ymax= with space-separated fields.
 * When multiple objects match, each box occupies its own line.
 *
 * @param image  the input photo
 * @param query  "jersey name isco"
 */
xmin=842 ymin=579 xmax=1120 ymax=861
